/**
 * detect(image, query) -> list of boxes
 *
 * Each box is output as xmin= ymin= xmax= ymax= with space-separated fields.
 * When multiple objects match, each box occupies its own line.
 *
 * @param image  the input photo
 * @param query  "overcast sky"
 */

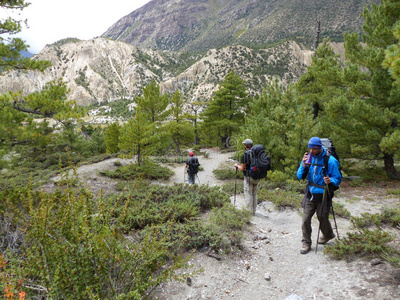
xmin=7 ymin=0 xmax=152 ymax=53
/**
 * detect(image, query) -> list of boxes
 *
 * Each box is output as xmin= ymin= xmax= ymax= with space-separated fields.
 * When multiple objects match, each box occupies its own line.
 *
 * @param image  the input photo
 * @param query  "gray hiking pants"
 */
xmin=187 ymin=173 xmax=195 ymax=184
xmin=244 ymin=176 xmax=259 ymax=215
xmin=301 ymin=197 xmax=334 ymax=245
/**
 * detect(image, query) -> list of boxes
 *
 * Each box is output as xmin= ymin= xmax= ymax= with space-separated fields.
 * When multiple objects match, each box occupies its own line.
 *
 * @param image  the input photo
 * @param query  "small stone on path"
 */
xmin=284 ymin=295 xmax=304 ymax=300
xmin=264 ymin=273 xmax=271 ymax=281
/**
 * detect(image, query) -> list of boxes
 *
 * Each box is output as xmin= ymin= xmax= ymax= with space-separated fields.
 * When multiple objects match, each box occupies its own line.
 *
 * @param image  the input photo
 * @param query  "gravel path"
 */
xmin=168 ymin=149 xmax=234 ymax=186
xmin=156 ymin=150 xmax=400 ymax=300
xmin=155 ymin=196 xmax=400 ymax=300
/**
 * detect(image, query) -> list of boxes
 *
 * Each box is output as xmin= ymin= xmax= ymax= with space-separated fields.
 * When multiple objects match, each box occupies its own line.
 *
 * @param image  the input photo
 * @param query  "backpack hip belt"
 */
xmin=308 ymin=181 xmax=325 ymax=189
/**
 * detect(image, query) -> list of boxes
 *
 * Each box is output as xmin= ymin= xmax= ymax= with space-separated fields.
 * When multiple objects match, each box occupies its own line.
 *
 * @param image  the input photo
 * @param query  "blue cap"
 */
xmin=308 ymin=137 xmax=322 ymax=149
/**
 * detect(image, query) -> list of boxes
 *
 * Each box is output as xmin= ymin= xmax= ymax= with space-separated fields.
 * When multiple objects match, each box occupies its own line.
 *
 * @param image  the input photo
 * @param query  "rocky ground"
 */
xmin=47 ymin=149 xmax=400 ymax=300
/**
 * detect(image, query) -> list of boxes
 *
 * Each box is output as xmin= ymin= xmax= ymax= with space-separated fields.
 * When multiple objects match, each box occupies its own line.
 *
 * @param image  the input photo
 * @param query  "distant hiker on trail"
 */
xmin=297 ymin=137 xmax=342 ymax=254
xmin=185 ymin=152 xmax=199 ymax=185
xmin=235 ymin=139 xmax=260 ymax=215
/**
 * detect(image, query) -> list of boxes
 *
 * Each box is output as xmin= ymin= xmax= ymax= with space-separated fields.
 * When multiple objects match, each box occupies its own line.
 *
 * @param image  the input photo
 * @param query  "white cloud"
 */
xmin=13 ymin=0 xmax=151 ymax=53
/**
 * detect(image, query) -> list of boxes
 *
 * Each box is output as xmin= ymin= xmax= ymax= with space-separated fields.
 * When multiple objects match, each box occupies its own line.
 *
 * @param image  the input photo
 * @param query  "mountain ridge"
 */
xmin=102 ymin=0 xmax=379 ymax=52
xmin=0 ymin=38 xmax=315 ymax=106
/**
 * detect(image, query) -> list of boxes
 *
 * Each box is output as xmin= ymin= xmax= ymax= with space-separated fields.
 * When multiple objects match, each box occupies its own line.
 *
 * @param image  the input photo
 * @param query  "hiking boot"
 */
xmin=318 ymin=234 xmax=335 ymax=244
xmin=300 ymin=243 xmax=311 ymax=254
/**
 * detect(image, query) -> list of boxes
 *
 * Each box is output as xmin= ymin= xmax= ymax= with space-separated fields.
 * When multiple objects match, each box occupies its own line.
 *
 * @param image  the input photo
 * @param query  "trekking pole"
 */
xmin=234 ymin=166 xmax=238 ymax=207
xmin=196 ymin=174 xmax=201 ymax=185
xmin=322 ymin=166 xmax=339 ymax=239
xmin=331 ymin=202 xmax=340 ymax=240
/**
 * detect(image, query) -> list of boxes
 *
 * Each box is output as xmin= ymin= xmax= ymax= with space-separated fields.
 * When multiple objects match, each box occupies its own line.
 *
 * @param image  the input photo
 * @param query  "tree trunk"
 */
xmin=175 ymin=138 xmax=181 ymax=154
xmin=194 ymin=119 xmax=199 ymax=145
xmin=137 ymin=144 xmax=141 ymax=166
xmin=220 ymin=135 xmax=230 ymax=149
xmin=314 ymin=20 xmax=321 ymax=54
xmin=383 ymin=153 xmax=399 ymax=179
xmin=312 ymin=102 xmax=321 ymax=119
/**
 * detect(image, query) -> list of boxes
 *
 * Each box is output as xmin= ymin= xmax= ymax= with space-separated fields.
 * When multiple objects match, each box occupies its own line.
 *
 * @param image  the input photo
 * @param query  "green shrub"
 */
xmin=350 ymin=178 xmax=366 ymax=187
xmin=386 ymin=189 xmax=400 ymax=196
xmin=221 ymin=181 xmax=244 ymax=195
xmin=257 ymin=188 xmax=302 ymax=209
xmin=324 ymin=228 xmax=399 ymax=265
xmin=213 ymin=164 xmax=244 ymax=180
xmin=351 ymin=208 xmax=400 ymax=229
xmin=207 ymin=204 xmax=252 ymax=252
xmin=106 ymin=183 xmax=230 ymax=232
xmin=132 ymin=200 xmax=249 ymax=254
xmin=199 ymin=151 xmax=210 ymax=159
xmin=100 ymin=161 xmax=174 ymax=180
xmin=351 ymin=213 xmax=381 ymax=228
xmin=381 ymin=207 xmax=400 ymax=227
xmin=267 ymin=170 xmax=293 ymax=182
xmin=0 ymin=167 xmax=53 ymax=191
xmin=331 ymin=202 xmax=351 ymax=219
xmin=0 ymin=185 xmax=190 ymax=299
xmin=259 ymin=179 xmax=304 ymax=193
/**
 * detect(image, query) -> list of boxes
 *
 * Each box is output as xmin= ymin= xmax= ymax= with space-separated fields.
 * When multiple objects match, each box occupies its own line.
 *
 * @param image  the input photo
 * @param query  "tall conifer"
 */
xmin=201 ymin=70 xmax=249 ymax=148
xmin=327 ymin=0 xmax=400 ymax=178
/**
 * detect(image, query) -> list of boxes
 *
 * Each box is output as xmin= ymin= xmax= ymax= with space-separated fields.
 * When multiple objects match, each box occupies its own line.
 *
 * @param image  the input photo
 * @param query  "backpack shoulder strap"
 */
xmin=323 ymin=154 xmax=332 ymax=177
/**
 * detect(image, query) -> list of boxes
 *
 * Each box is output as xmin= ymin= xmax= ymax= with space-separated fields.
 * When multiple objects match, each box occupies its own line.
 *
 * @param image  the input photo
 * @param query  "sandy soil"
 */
xmin=45 ymin=149 xmax=400 ymax=300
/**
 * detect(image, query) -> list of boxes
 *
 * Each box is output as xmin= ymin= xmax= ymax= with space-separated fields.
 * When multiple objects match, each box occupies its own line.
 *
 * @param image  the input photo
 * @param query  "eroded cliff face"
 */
xmin=160 ymin=41 xmax=314 ymax=101
xmin=1 ymin=38 xmax=163 ymax=106
xmin=0 ymin=38 xmax=321 ymax=106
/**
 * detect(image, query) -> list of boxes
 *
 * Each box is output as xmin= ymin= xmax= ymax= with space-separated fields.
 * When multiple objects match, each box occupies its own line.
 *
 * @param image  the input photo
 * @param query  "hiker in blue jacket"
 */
xmin=297 ymin=137 xmax=342 ymax=254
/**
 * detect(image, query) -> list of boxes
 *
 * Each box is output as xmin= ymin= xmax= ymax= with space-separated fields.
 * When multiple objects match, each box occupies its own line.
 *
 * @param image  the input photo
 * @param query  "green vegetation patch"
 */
xmin=213 ymin=164 xmax=244 ymax=180
xmin=257 ymin=188 xmax=302 ymax=209
xmin=139 ymin=204 xmax=251 ymax=252
xmin=0 ymin=177 xmax=249 ymax=299
xmin=324 ymin=228 xmax=399 ymax=266
xmin=351 ymin=207 xmax=400 ymax=229
xmin=99 ymin=161 xmax=174 ymax=180
xmin=107 ymin=183 xmax=230 ymax=231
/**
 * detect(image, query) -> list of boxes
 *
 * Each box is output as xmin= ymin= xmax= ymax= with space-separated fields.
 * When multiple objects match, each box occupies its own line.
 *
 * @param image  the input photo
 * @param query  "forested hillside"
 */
xmin=103 ymin=0 xmax=379 ymax=52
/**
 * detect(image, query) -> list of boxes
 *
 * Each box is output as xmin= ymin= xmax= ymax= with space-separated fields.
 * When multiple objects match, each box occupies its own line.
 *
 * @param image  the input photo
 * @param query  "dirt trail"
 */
xmin=156 ymin=196 xmax=400 ymax=300
xmin=169 ymin=149 xmax=234 ymax=186
xmin=46 ymin=149 xmax=400 ymax=300
xmin=157 ymin=150 xmax=400 ymax=300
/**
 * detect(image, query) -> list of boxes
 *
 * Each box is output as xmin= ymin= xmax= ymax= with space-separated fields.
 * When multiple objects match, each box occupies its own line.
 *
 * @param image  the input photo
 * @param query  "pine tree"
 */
xmin=104 ymin=122 xmax=122 ymax=154
xmin=138 ymin=80 xmax=169 ymax=124
xmin=118 ymin=106 xmax=156 ymax=165
xmin=201 ymin=70 xmax=249 ymax=148
xmin=241 ymin=81 xmax=313 ymax=174
xmin=165 ymin=89 xmax=194 ymax=153
xmin=185 ymin=100 xmax=204 ymax=145
xmin=0 ymin=81 xmax=85 ymax=150
xmin=326 ymin=0 xmax=400 ymax=178
xmin=384 ymin=22 xmax=400 ymax=86
xmin=0 ymin=2 xmax=84 ymax=163
xmin=0 ymin=1 xmax=51 ymax=73
xmin=295 ymin=40 xmax=345 ymax=121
